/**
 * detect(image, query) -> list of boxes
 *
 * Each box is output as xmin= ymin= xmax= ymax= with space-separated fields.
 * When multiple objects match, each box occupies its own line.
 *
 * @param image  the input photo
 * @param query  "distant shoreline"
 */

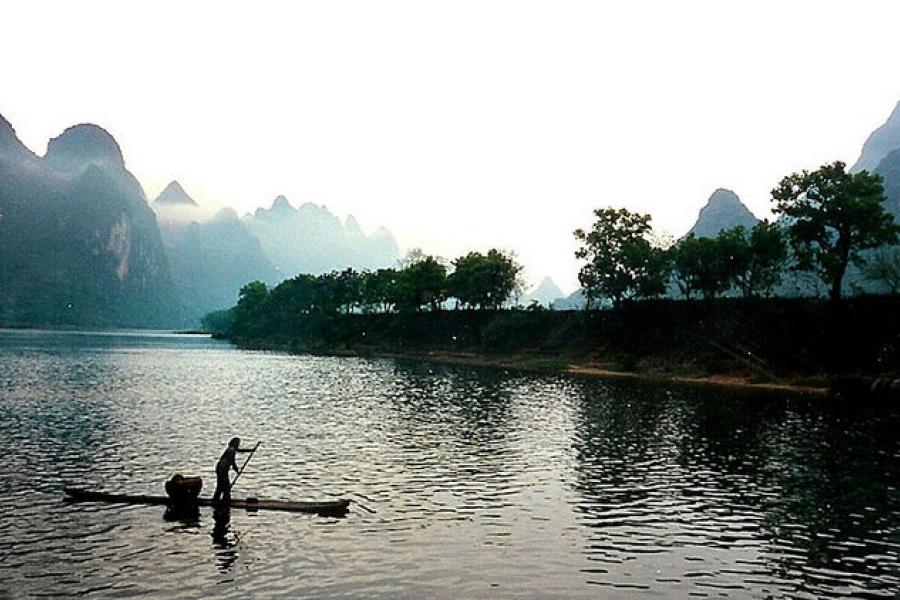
xmin=351 ymin=349 xmax=830 ymax=395
xmin=216 ymin=297 xmax=900 ymax=398
xmin=224 ymin=340 xmax=831 ymax=396
xmin=0 ymin=324 xmax=210 ymax=336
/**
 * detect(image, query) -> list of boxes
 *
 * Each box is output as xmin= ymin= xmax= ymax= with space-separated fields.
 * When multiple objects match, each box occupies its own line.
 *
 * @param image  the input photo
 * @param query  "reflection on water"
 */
xmin=570 ymin=385 xmax=900 ymax=596
xmin=211 ymin=507 xmax=239 ymax=580
xmin=0 ymin=328 xmax=898 ymax=598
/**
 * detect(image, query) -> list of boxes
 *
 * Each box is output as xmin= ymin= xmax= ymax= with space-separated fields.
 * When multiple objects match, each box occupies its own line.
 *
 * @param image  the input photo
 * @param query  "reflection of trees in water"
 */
xmin=684 ymin=394 xmax=900 ymax=589
xmin=569 ymin=379 xmax=900 ymax=594
xmin=385 ymin=360 xmax=518 ymax=446
xmin=364 ymin=361 xmax=528 ymax=514
xmin=667 ymin=388 xmax=790 ymax=523
xmin=570 ymin=378 xmax=673 ymax=507
xmin=755 ymin=399 xmax=900 ymax=590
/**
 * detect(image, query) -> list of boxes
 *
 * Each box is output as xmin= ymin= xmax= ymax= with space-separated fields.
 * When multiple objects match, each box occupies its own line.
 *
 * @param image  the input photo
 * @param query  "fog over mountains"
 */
xmin=152 ymin=182 xmax=400 ymax=322
xmin=152 ymin=184 xmax=279 ymax=323
xmin=4 ymin=99 xmax=900 ymax=325
xmin=0 ymin=116 xmax=179 ymax=327
xmin=243 ymin=195 xmax=399 ymax=278
xmin=0 ymin=113 xmax=401 ymax=327
xmin=874 ymin=149 xmax=900 ymax=219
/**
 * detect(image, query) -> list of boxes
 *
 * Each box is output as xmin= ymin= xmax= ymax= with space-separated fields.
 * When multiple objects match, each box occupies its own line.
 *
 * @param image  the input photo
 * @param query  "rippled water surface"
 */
xmin=1 ymin=329 xmax=899 ymax=598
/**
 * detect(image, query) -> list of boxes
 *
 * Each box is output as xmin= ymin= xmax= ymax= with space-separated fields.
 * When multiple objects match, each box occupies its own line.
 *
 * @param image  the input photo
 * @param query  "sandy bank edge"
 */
xmin=344 ymin=349 xmax=830 ymax=396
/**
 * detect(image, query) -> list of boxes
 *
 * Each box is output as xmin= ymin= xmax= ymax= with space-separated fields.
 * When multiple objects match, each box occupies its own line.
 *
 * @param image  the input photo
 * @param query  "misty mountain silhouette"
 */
xmin=526 ymin=277 xmax=565 ymax=307
xmin=852 ymin=101 xmax=900 ymax=174
xmin=686 ymin=188 xmax=758 ymax=238
xmin=151 ymin=181 xmax=279 ymax=322
xmin=153 ymin=180 xmax=198 ymax=206
xmin=153 ymin=186 xmax=402 ymax=320
xmin=1 ymin=112 xmax=403 ymax=327
xmin=243 ymin=196 xmax=400 ymax=278
xmin=0 ymin=115 xmax=180 ymax=327
xmin=874 ymin=148 xmax=900 ymax=219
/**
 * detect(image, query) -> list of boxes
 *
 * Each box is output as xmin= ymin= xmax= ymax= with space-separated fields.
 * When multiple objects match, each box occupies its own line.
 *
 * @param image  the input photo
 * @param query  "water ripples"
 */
xmin=0 ymin=329 xmax=898 ymax=598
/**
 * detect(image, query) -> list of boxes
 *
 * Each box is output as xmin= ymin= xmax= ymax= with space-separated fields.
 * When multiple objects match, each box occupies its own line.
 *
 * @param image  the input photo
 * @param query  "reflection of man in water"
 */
xmin=211 ymin=507 xmax=239 ymax=576
xmin=212 ymin=437 xmax=251 ymax=504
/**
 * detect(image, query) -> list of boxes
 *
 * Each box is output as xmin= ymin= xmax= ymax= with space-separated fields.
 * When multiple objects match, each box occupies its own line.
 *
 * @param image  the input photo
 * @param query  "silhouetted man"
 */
xmin=212 ymin=437 xmax=252 ymax=504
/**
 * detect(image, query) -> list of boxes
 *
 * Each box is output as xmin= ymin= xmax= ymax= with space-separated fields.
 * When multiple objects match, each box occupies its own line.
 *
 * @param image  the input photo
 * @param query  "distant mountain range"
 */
xmin=242 ymin=195 xmax=399 ymax=278
xmin=851 ymin=101 xmax=900 ymax=223
xmin=152 ymin=185 xmax=279 ymax=323
xmin=5 ymin=99 xmax=900 ymax=324
xmin=152 ymin=184 xmax=400 ymax=322
xmin=874 ymin=148 xmax=900 ymax=219
xmin=0 ymin=113 xmax=401 ymax=327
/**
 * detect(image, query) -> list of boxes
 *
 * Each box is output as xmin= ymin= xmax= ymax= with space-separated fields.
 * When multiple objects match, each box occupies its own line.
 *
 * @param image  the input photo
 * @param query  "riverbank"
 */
xmin=233 ymin=339 xmax=832 ymax=396
xmin=339 ymin=348 xmax=831 ymax=395
xmin=215 ymin=296 xmax=900 ymax=396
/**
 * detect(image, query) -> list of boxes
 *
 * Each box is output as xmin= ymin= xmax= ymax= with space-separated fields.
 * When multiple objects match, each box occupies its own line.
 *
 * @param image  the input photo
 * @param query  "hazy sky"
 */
xmin=4 ymin=1 xmax=900 ymax=292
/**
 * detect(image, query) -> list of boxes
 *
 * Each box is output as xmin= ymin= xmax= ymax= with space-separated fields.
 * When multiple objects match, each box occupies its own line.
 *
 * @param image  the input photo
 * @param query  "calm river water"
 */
xmin=0 ymin=329 xmax=898 ymax=598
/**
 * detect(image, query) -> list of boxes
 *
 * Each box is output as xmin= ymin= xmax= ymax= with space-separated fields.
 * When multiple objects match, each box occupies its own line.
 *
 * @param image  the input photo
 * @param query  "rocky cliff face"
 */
xmin=0 ymin=115 xmax=180 ymax=327
xmin=852 ymin=101 xmax=900 ymax=174
xmin=874 ymin=148 xmax=900 ymax=219
xmin=2 ymin=113 xmax=405 ymax=326
xmin=686 ymin=188 xmax=759 ymax=238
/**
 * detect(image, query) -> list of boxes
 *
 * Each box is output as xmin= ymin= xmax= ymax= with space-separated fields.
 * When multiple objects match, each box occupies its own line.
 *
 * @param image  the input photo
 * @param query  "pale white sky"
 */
xmin=4 ymin=1 xmax=900 ymax=293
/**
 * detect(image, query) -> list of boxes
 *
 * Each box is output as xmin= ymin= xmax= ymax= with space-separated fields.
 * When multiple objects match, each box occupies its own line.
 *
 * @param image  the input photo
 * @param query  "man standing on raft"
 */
xmin=212 ymin=437 xmax=253 ymax=504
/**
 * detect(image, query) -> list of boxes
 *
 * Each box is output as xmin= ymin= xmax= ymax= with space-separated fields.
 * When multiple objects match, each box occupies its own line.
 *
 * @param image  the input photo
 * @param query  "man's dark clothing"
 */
xmin=212 ymin=446 xmax=238 ymax=503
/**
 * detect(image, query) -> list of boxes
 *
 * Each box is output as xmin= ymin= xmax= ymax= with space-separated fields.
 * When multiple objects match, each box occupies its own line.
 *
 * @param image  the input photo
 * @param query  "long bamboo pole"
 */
xmin=229 ymin=442 xmax=260 ymax=491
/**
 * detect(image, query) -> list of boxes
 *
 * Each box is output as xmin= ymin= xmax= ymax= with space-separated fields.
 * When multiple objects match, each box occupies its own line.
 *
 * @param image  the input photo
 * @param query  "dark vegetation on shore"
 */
xmin=204 ymin=160 xmax=900 ymax=386
xmin=207 ymin=296 xmax=900 ymax=382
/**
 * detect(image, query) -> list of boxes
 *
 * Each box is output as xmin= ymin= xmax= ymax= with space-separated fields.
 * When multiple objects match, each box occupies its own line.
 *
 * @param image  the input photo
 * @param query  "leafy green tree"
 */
xmin=633 ymin=243 xmax=671 ymax=299
xmin=232 ymin=280 xmax=269 ymax=336
xmin=447 ymin=249 xmax=523 ymax=309
xmin=574 ymin=207 xmax=670 ymax=305
xmin=746 ymin=221 xmax=788 ymax=297
xmin=714 ymin=226 xmax=750 ymax=294
xmin=312 ymin=271 xmax=340 ymax=314
xmin=333 ymin=268 xmax=363 ymax=314
xmin=679 ymin=223 xmax=787 ymax=299
xmin=772 ymin=161 xmax=899 ymax=301
xmin=709 ymin=223 xmax=788 ymax=298
xmin=394 ymin=256 xmax=447 ymax=311
xmin=672 ymin=235 xmax=729 ymax=299
xmin=235 ymin=281 xmax=268 ymax=314
xmin=201 ymin=308 xmax=235 ymax=335
xmin=359 ymin=268 xmax=398 ymax=313
xmin=264 ymin=274 xmax=319 ymax=327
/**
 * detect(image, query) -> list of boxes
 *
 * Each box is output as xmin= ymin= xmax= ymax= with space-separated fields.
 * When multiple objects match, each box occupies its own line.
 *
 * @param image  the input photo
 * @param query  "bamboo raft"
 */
xmin=64 ymin=487 xmax=351 ymax=517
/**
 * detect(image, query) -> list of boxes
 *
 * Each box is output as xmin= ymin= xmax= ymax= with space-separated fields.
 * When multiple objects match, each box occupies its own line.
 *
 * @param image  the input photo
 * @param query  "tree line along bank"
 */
xmin=208 ymin=160 xmax=900 ymax=336
xmin=204 ymin=160 xmax=900 ymax=381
